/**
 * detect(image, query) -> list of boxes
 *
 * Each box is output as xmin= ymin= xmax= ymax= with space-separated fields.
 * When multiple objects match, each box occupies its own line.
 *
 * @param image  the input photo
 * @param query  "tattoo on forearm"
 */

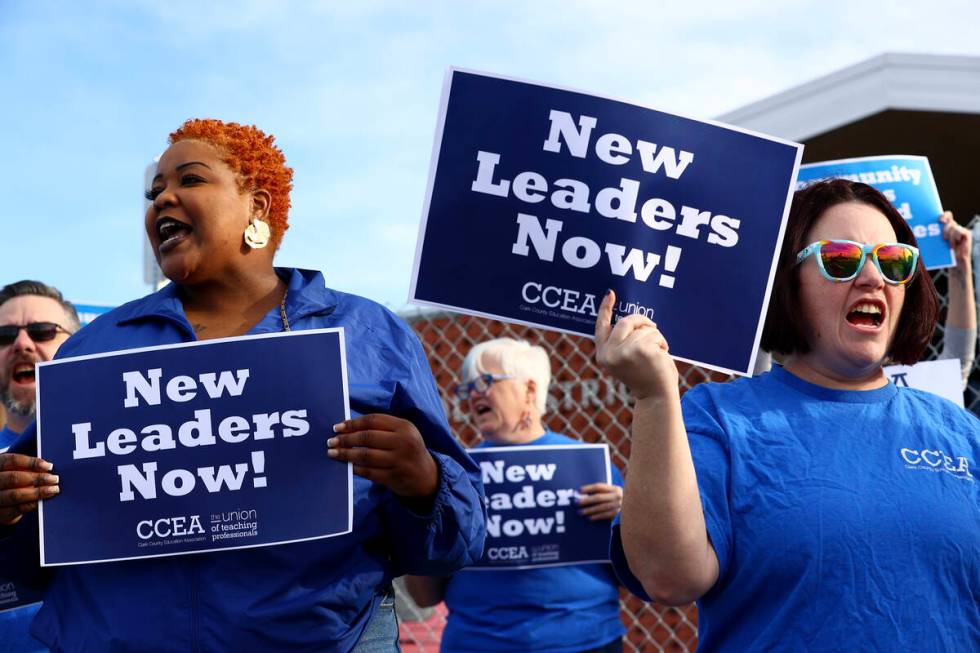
xmin=949 ymin=268 xmax=969 ymax=291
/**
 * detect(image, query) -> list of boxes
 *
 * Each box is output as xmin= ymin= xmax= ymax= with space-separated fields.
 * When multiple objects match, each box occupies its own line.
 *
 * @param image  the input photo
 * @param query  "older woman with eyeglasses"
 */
xmin=595 ymin=179 xmax=980 ymax=652
xmin=405 ymin=337 xmax=626 ymax=653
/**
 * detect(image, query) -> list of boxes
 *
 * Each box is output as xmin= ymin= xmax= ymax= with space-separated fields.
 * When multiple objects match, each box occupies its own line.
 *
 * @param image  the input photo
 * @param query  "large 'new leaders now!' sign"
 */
xmin=36 ymin=329 xmax=352 ymax=566
xmin=410 ymin=69 xmax=803 ymax=375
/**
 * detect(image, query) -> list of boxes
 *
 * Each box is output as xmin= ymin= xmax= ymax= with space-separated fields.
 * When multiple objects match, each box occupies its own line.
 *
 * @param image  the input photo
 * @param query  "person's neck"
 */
xmin=178 ymin=268 xmax=287 ymax=340
xmin=5 ymin=411 xmax=29 ymax=434
xmin=484 ymin=420 xmax=546 ymax=445
xmin=783 ymin=355 xmax=888 ymax=391
xmin=179 ymin=268 xmax=284 ymax=317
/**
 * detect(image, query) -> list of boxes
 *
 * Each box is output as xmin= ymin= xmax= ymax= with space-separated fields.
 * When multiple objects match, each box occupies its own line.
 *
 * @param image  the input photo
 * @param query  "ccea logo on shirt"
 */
xmin=899 ymin=448 xmax=973 ymax=480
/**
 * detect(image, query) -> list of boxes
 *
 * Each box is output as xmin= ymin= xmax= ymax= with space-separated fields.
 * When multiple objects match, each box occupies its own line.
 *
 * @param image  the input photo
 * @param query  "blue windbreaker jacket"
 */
xmin=7 ymin=268 xmax=486 ymax=653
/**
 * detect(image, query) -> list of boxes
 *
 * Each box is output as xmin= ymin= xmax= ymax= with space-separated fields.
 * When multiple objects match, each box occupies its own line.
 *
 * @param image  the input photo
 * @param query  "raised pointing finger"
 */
xmin=594 ymin=289 xmax=615 ymax=345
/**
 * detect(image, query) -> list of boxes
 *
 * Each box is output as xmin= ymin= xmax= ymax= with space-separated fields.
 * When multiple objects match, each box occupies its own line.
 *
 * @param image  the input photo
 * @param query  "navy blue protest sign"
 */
xmin=0 ymin=549 xmax=42 ymax=613
xmin=35 ymin=329 xmax=352 ymax=566
xmin=410 ymin=69 xmax=802 ymax=375
xmin=467 ymin=444 xmax=612 ymax=570
xmin=0 ymin=582 xmax=41 ymax=613
xmin=797 ymin=156 xmax=952 ymax=269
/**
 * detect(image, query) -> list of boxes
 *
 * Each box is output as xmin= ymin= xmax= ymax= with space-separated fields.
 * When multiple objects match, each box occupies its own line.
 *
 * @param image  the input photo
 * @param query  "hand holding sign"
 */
xmin=0 ymin=453 xmax=59 ymax=525
xmin=577 ymin=482 xmax=622 ymax=521
xmin=329 ymin=414 xmax=439 ymax=501
xmin=594 ymin=290 xmax=677 ymax=400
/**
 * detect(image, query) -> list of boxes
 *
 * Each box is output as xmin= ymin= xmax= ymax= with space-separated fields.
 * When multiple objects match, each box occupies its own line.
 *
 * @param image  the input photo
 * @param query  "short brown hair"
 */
xmin=760 ymin=179 xmax=939 ymax=364
xmin=0 ymin=280 xmax=80 ymax=331
xmin=169 ymin=119 xmax=294 ymax=249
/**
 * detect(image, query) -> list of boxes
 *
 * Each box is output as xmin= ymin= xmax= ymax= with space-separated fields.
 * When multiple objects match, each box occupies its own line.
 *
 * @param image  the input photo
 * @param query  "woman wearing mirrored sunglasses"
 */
xmin=752 ymin=208 xmax=976 ymax=387
xmin=0 ymin=119 xmax=486 ymax=653
xmin=406 ymin=338 xmax=626 ymax=653
xmin=595 ymin=179 xmax=979 ymax=652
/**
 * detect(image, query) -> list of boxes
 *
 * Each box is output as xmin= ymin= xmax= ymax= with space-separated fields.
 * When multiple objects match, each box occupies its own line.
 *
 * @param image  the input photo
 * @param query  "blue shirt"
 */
xmin=612 ymin=366 xmax=980 ymax=652
xmin=0 ymin=598 xmax=44 ymax=653
xmin=0 ymin=426 xmax=18 ymax=452
xmin=441 ymin=432 xmax=625 ymax=653
xmin=0 ymin=426 xmax=47 ymax=653
xmin=6 ymin=268 xmax=486 ymax=653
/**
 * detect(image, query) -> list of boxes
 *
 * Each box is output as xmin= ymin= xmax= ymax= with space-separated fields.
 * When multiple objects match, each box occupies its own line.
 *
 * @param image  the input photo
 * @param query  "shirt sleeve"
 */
xmin=609 ymin=386 xmax=734 ymax=600
xmin=609 ymin=513 xmax=652 ymax=600
xmin=610 ymin=460 xmax=624 ymax=488
xmin=681 ymin=385 xmax=734 ymax=583
xmin=380 ymin=326 xmax=486 ymax=576
xmin=937 ymin=324 xmax=977 ymax=389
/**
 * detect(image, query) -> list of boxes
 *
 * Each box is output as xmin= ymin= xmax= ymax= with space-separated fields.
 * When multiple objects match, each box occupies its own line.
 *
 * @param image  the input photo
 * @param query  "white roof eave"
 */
xmin=717 ymin=53 xmax=980 ymax=141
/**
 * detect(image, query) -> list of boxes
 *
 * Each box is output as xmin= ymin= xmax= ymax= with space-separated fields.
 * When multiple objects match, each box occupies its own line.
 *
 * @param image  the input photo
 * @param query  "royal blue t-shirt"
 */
xmin=440 ymin=432 xmax=625 ymax=653
xmin=613 ymin=366 xmax=980 ymax=651
xmin=0 ymin=602 xmax=44 ymax=653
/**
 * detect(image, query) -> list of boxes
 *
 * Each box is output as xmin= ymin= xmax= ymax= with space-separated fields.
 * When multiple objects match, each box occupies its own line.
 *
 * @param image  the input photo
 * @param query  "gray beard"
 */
xmin=0 ymin=386 xmax=35 ymax=421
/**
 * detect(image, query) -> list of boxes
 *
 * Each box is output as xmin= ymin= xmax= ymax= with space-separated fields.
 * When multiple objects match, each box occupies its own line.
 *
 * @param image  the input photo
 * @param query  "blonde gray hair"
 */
xmin=461 ymin=338 xmax=551 ymax=414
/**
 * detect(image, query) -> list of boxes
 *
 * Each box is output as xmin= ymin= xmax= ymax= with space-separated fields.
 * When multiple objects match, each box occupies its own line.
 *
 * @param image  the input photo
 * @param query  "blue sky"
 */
xmin=2 ymin=0 xmax=979 ymax=310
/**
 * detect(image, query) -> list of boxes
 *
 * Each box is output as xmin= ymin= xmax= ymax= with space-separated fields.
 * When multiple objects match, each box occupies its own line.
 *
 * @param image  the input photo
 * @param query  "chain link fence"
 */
xmin=395 ymin=263 xmax=974 ymax=652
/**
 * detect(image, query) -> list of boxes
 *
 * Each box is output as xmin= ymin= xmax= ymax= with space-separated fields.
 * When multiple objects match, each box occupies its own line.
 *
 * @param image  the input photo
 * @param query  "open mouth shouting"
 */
xmin=7 ymin=359 xmax=37 ymax=387
xmin=844 ymin=299 xmax=885 ymax=331
xmin=472 ymin=399 xmax=493 ymax=417
xmin=155 ymin=216 xmax=193 ymax=253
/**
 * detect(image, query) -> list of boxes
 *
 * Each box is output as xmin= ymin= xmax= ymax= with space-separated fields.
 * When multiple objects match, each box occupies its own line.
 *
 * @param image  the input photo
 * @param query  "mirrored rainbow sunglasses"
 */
xmin=795 ymin=239 xmax=919 ymax=286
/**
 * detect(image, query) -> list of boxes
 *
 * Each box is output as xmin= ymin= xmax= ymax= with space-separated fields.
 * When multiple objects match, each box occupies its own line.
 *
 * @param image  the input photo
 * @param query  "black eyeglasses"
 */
xmin=0 ymin=322 xmax=73 ymax=347
xmin=453 ymin=374 xmax=514 ymax=400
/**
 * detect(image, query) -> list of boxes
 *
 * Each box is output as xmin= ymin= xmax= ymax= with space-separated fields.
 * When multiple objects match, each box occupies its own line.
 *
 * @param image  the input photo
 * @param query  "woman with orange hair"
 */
xmin=0 ymin=119 xmax=486 ymax=652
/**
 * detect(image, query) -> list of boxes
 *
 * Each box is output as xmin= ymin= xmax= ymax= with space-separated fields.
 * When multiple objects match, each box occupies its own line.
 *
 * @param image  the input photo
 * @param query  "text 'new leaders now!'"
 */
xmin=36 ymin=329 xmax=352 ymax=565
xmin=411 ymin=69 xmax=802 ymax=375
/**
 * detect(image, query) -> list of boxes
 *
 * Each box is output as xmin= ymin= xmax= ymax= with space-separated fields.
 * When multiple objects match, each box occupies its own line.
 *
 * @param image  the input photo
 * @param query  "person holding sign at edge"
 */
xmin=0 ymin=280 xmax=77 ymax=653
xmin=0 ymin=119 xmax=486 ymax=653
xmin=405 ymin=338 xmax=625 ymax=653
xmin=595 ymin=179 xmax=979 ymax=652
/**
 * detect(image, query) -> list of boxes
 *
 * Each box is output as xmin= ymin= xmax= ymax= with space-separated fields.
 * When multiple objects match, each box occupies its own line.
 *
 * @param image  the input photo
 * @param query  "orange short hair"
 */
xmin=169 ymin=119 xmax=294 ymax=249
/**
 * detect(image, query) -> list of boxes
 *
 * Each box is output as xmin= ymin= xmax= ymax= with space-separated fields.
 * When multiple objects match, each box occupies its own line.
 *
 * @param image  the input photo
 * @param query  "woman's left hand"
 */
xmin=577 ymin=482 xmax=623 ymax=521
xmin=940 ymin=211 xmax=972 ymax=270
xmin=328 ymin=414 xmax=439 ymax=500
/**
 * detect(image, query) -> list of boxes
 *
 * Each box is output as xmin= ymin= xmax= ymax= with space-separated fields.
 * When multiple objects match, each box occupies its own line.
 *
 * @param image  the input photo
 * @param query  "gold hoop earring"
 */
xmin=244 ymin=219 xmax=271 ymax=249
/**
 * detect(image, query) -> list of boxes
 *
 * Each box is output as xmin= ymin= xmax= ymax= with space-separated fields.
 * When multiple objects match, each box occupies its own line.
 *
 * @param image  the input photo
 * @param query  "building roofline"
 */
xmin=717 ymin=52 xmax=980 ymax=140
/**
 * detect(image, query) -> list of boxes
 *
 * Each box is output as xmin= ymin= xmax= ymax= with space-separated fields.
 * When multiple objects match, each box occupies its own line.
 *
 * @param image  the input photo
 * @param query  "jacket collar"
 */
xmin=114 ymin=268 xmax=339 ymax=331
